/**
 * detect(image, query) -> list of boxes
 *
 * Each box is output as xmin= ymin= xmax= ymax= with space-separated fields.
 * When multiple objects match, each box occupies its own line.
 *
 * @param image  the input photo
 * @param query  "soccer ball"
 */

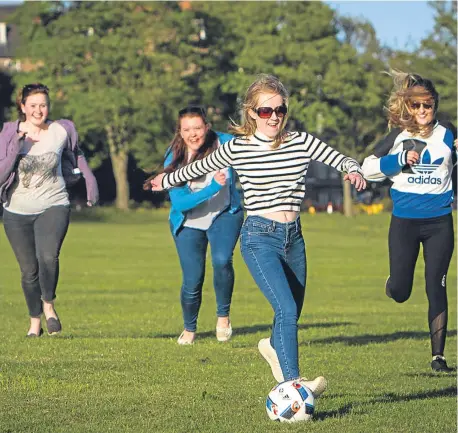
xmin=265 ymin=380 xmax=315 ymax=423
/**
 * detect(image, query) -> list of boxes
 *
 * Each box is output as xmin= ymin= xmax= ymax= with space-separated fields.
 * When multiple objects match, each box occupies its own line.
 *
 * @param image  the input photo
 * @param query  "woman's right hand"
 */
xmin=150 ymin=173 xmax=166 ymax=191
xmin=213 ymin=171 xmax=226 ymax=185
xmin=406 ymin=150 xmax=419 ymax=165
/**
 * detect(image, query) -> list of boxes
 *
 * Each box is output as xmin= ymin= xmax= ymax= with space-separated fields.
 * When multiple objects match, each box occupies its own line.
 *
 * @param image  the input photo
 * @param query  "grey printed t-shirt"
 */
xmin=4 ymin=122 xmax=70 ymax=215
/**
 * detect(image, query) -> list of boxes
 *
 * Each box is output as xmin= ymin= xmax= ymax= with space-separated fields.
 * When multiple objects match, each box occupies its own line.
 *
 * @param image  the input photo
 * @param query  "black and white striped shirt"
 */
xmin=162 ymin=131 xmax=362 ymax=215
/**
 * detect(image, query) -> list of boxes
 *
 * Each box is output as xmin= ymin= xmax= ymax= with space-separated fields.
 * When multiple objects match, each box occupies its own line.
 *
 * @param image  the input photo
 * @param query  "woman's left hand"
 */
xmin=344 ymin=172 xmax=366 ymax=191
xmin=150 ymin=173 xmax=166 ymax=191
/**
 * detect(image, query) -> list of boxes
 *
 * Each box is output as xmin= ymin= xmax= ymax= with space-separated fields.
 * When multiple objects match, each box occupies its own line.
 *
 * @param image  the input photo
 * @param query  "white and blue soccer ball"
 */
xmin=266 ymin=380 xmax=315 ymax=423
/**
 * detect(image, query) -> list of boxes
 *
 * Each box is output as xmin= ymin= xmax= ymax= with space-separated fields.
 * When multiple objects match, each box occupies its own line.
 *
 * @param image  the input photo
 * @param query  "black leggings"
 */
xmin=3 ymin=206 xmax=70 ymax=317
xmin=388 ymin=213 xmax=454 ymax=356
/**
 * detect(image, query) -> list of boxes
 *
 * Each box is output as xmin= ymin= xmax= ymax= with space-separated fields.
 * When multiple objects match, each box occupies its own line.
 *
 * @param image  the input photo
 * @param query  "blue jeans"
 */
xmin=240 ymin=215 xmax=306 ymax=380
xmin=172 ymin=209 xmax=243 ymax=332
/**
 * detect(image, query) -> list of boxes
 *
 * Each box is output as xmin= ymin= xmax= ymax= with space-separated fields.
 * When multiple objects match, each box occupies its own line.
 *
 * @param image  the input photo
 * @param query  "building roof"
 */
xmin=0 ymin=5 xmax=20 ymax=58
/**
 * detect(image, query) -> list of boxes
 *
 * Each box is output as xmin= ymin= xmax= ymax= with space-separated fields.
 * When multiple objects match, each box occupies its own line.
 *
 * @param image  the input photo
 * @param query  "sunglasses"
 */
xmin=23 ymin=84 xmax=49 ymax=95
xmin=410 ymin=101 xmax=434 ymax=110
xmin=255 ymin=105 xmax=288 ymax=119
xmin=179 ymin=106 xmax=206 ymax=118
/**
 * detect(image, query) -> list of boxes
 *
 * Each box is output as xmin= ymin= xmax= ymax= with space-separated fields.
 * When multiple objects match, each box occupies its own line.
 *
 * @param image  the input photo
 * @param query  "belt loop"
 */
xmin=272 ymin=221 xmax=276 ymax=231
xmin=295 ymin=217 xmax=299 ymax=232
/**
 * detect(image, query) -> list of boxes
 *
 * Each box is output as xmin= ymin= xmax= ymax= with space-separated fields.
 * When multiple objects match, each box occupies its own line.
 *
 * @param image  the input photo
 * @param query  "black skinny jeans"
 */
xmin=3 ymin=206 xmax=70 ymax=317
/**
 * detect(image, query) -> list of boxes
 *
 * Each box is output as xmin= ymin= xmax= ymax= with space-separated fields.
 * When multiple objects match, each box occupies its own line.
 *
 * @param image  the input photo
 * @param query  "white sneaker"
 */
xmin=258 ymin=338 xmax=284 ymax=383
xmin=299 ymin=376 xmax=327 ymax=398
xmin=216 ymin=322 xmax=233 ymax=342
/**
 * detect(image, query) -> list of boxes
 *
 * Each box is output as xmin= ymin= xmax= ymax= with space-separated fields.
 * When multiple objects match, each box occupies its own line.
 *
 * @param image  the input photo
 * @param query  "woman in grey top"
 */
xmin=0 ymin=83 xmax=99 ymax=337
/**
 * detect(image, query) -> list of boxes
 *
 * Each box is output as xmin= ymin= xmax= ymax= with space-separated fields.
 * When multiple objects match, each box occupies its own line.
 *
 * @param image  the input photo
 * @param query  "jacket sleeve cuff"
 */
xmin=398 ymin=150 xmax=407 ymax=166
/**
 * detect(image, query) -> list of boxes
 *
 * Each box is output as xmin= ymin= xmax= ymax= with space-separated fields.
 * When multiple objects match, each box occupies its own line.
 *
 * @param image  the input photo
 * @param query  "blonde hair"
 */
xmin=385 ymin=70 xmax=438 ymax=138
xmin=229 ymin=74 xmax=289 ymax=149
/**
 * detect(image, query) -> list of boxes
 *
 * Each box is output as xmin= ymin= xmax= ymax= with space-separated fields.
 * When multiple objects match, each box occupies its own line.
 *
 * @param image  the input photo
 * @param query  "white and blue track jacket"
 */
xmin=362 ymin=120 xmax=457 ymax=219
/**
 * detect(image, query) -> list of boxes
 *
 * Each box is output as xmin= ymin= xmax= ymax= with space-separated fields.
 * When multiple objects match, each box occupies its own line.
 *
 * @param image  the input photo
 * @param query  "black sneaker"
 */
xmin=385 ymin=276 xmax=392 ymax=299
xmin=431 ymin=357 xmax=454 ymax=373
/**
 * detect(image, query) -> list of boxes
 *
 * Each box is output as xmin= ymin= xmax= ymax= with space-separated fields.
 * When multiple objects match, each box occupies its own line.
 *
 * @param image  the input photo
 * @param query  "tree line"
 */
xmin=7 ymin=1 xmax=457 ymax=209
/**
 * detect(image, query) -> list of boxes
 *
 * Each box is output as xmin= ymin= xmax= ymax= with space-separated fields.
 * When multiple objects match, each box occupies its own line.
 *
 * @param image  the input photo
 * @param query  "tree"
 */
xmin=193 ymin=2 xmax=394 ymax=215
xmin=387 ymin=2 xmax=456 ymax=124
xmin=11 ymin=1 xmax=215 ymax=209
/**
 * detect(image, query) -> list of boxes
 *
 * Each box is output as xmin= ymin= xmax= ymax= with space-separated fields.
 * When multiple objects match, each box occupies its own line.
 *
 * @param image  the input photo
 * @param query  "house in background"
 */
xmin=0 ymin=5 xmax=20 ymax=72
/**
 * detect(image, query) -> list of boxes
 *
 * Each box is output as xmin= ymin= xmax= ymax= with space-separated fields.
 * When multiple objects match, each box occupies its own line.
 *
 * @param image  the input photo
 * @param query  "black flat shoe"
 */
xmin=46 ymin=317 xmax=62 ymax=335
xmin=26 ymin=328 xmax=43 ymax=337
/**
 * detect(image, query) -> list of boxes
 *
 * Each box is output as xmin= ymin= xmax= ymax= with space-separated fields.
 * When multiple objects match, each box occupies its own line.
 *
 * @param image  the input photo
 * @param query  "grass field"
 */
xmin=0 ymin=209 xmax=456 ymax=433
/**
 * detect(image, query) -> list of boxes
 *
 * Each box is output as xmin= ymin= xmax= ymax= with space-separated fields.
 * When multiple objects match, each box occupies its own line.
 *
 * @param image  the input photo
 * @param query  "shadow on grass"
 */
xmin=405 ymin=370 xmax=457 ymax=377
xmin=307 ymin=330 xmax=457 ymax=347
xmin=315 ymin=386 xmax=457 ymax=421
xmin=152 ymin=321 xmax=354 ymax=340
xmin=373 ymin=386 xmax=457 ymax=403
xmin=314 ymin=403 xmax=354 ymax=421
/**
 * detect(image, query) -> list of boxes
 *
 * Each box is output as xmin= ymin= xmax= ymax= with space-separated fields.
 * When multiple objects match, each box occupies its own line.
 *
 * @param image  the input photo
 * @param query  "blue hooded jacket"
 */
xmin=165 ymin=132 xmax=242 ymax=235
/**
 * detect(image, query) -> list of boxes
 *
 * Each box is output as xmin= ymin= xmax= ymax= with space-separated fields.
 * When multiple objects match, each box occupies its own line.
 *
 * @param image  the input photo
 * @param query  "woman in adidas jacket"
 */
xmin=361 ymin=71 xmax=456 ymax=373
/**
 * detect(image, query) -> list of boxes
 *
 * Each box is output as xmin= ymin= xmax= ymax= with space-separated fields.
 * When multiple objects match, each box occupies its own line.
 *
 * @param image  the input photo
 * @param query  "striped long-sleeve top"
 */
xmin=162 ymin=130 xmax=362 ymax=215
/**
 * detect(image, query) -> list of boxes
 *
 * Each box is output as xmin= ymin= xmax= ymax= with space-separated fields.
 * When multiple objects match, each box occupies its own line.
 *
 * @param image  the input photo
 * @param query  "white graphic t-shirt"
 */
xmin=5 ymin=122 xmax=70 ymax=215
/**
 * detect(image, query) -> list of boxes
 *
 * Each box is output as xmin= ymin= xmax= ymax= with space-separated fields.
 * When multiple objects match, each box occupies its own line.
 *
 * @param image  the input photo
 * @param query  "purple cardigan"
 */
xmin=0 ymin=119 xmax=99 ymax=204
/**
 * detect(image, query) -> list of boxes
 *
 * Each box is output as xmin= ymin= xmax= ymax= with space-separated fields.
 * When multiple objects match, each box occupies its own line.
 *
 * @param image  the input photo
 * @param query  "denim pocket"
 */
xmin=247 ymin=221 xmax=273 ymax=235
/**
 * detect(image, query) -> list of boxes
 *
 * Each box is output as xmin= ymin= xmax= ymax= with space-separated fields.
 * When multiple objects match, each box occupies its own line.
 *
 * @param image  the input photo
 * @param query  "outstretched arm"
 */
xmin=302 ymin=132 xmax=365 ymax=190
xmin=168 ymin=172 xmax=226 ymax=212
xmin=151 ymin=140 xmax=234 ymax=191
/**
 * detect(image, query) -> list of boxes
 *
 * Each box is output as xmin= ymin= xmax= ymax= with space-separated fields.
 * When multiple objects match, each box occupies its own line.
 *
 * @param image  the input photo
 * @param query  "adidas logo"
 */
xmin=412 ymin=149 xmax=444 ymax=175
xmin=407 ymin=176 xmax=442 ymax=185
xmin=401 ymin=139 xmax=443 ymax=175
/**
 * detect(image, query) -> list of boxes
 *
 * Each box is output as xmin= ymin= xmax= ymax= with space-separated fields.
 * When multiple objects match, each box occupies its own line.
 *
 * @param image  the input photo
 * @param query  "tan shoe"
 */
xmin=177 ymin=331 xmax=195 ymax=345
xmin=216 ymin=321 xmax=232 ymax=342
xmin=299 ymin=376 xmax=327 ymax=398
xmin=258 ymin=338 xmax=284 ymax=383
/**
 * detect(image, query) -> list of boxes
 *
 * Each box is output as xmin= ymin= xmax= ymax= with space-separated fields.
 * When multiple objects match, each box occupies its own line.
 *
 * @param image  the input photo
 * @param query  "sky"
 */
xmin=325 ymin=1 xmax=436 ymax=51
xmin=0 ymin=0 xmax=438 ymax=51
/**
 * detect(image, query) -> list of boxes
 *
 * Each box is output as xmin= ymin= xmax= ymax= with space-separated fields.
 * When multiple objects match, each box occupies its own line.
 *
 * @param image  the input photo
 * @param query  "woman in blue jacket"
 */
xmin=158 ymin=106 xmax=242 ymax=345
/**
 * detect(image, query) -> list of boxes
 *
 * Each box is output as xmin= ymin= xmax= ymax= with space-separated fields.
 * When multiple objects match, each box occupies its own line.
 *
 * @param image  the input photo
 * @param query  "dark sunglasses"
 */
xmin=255 ymin=105 xmax=288 ymax=119
xmin=410 ymin=101 xmax=434 ymax=110
xmin=23 ymin=84 xmax=49 ymax=94
xmin=179 ymin=106 xmax=206 ymax=118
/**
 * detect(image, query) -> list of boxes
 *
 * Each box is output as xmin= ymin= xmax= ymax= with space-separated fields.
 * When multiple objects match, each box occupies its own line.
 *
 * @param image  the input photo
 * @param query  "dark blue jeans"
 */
xmin=3 ymin=206 xmax=71 ymax=317
xmin=172 ymin=209 xmax=243 ymax=332
xmin=240 ymin=215 xmax=306 ymax=380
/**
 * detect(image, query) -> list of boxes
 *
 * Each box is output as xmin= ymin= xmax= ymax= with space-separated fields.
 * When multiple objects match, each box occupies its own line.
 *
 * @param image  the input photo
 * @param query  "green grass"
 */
xmin=0 ymin=210 xmax=456 ymax=433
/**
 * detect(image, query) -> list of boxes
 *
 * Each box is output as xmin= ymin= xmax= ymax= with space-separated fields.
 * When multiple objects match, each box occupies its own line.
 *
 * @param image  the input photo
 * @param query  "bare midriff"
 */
xmin=261 ymin=210 xmax=299 ymax=223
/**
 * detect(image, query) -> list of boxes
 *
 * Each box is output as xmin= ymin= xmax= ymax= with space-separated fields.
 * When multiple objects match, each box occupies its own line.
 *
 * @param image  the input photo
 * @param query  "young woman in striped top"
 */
xmin=151 ymin=74 xmax=366 ymax=396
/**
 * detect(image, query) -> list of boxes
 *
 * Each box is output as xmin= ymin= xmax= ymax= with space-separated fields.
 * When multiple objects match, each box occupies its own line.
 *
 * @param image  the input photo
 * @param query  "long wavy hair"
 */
xmin=385 ymin=70 xmax=439 ymax=137
xmin=229 ymin=74 xmax=289 ymax=149
xmin=143 ymin=106 xmax=218 ymax=190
